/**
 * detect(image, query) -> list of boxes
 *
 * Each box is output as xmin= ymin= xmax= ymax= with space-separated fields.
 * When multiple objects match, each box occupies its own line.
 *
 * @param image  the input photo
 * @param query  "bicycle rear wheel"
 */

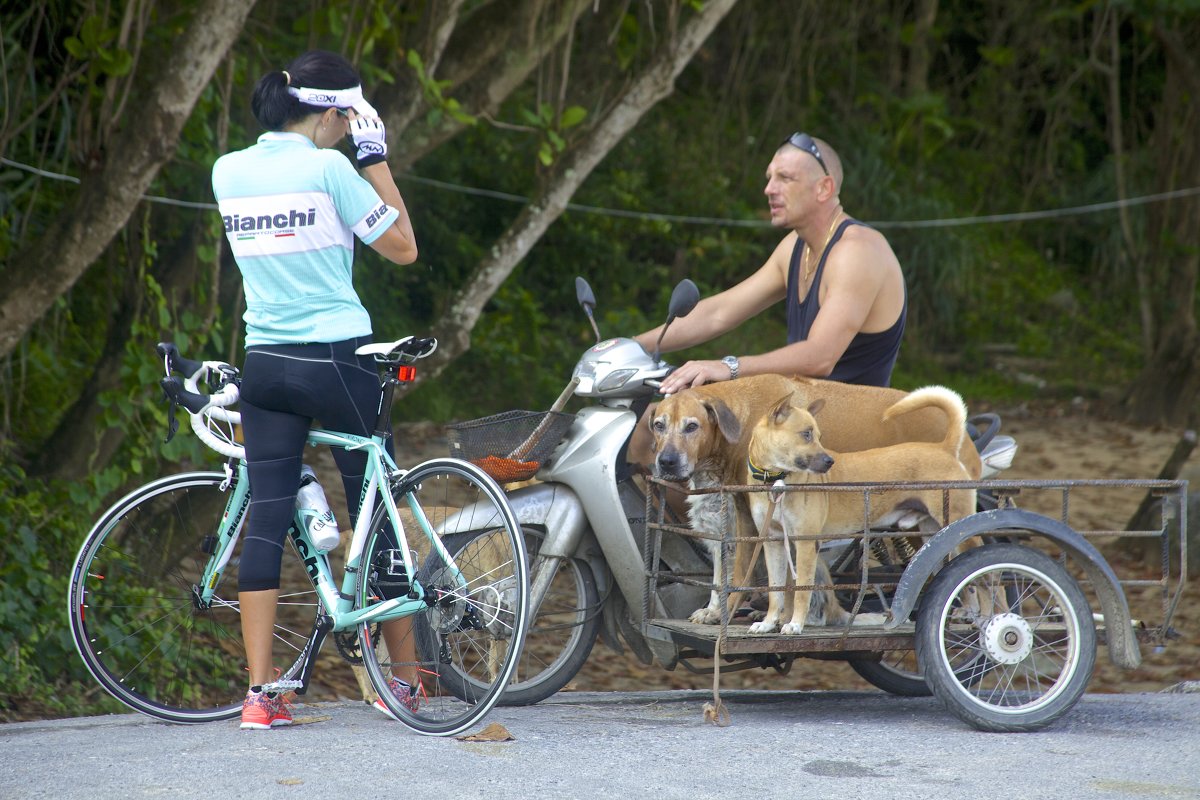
xmin=356 ymin=458 xmax=528 ymax=736
xmin=68 ymin=471 xmax=317 ymax=723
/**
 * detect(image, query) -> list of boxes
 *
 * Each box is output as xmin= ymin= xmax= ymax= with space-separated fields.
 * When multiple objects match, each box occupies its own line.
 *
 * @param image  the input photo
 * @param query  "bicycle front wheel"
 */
xmin=68 ymin=471 xmax=317 ymax=723
xmin=357 ymin=458 xmax=529 ymax=736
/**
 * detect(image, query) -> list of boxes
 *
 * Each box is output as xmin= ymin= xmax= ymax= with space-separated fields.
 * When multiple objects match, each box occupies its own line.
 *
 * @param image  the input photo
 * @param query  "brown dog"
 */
xmin=652 ymin=375 xmax=797 ymax=623
xmin=745 ymin=385 xmax=977 ymax=635
xmin=650 ymin=375 xmax=979 ymax=624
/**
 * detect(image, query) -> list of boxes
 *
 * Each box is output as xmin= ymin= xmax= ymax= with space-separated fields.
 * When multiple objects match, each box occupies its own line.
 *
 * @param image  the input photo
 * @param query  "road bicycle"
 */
xmin=68 ymin=336 xmax=529 ymax=737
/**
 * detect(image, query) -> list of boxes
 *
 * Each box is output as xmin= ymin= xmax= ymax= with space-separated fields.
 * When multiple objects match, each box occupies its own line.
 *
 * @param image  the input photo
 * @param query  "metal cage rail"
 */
xmin=641 ymin=478 xmax=1187 ymax=658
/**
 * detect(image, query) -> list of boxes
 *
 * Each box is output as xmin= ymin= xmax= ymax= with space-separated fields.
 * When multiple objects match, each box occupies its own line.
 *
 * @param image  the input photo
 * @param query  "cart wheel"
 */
xmin=916 ymin=543 xmax=1096 ymax=732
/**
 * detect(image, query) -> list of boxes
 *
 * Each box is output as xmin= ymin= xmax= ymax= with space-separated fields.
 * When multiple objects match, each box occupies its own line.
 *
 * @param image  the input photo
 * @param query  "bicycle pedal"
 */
xmin=371 ymin=549 xmax=414 ymax=597
xmin=261 ymin=678 xmax=303 ymax=693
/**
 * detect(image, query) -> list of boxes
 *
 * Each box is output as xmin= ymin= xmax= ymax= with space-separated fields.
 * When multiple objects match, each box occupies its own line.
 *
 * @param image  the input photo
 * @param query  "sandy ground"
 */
xmin=306 ymin=407 xmax=1198 ymax=701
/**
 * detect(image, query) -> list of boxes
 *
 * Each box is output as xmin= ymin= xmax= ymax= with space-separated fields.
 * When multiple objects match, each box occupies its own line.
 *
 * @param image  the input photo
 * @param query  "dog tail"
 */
xmin=881 ymin=385 xmax=968 ymax=460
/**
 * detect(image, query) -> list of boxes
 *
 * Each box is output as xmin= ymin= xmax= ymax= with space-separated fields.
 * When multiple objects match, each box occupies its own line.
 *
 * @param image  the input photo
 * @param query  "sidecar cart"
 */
xmin=642 ymin=478 xmax=1187 ymax=732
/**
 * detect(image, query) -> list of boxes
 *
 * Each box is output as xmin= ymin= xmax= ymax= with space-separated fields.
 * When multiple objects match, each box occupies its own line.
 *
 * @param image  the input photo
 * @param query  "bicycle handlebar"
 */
xmin=156 ymin=342 xmax=245 ymax=458
xmin=156 ymin=342 xmax=205 ymax=386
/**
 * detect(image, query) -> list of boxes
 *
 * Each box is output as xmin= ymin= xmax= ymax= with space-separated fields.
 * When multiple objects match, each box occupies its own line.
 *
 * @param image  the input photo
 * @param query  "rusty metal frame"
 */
xmin=642 ymin=477 xmax=1188 ymax=665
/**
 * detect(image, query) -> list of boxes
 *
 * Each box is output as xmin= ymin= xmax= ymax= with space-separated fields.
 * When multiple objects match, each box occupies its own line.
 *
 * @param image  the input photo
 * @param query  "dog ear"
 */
xmin=807 ymin=397 xmax=825 ymax=417
xmin=768 ymin=393 xmax=793 ymax=424
xmin=706 ymin=399 xmax=743 ymax=443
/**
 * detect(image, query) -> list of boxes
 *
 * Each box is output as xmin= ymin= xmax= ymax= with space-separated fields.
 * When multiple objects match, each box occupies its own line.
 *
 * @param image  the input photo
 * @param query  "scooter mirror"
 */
xmin=666 ymin=279 xmax=700 ymax=321
xmin=575 ymin=276 xmax=596 ymax=310
xmin=575 ymin=276 xmax=601 ymax=342
xmin=652 ymin=279 xmax=700 ymax=363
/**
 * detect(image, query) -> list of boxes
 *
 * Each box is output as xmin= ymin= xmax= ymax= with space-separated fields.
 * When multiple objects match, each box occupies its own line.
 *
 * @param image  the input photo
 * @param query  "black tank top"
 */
xmin=785 ymin=219 xmax=906 ymax=387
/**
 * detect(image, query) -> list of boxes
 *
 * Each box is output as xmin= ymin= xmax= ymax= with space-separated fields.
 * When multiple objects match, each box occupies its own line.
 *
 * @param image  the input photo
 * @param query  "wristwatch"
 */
xmin=721 ymin=355 xmax=740 ymax=381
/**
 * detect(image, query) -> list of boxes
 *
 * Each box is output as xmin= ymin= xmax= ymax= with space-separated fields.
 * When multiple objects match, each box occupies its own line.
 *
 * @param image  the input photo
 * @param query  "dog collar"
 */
xmin=747 ymin=457 xmax=786 ymax=484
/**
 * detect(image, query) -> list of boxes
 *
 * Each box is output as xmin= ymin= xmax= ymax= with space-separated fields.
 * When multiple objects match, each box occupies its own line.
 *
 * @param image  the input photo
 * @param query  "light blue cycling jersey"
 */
xmin=212 ymin=132 xmax=399 ymax=346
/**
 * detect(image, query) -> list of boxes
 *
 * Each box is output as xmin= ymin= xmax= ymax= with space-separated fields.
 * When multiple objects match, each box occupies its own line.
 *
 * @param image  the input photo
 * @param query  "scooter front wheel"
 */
xmin=849 ymin=652 xmax=931 ymax=697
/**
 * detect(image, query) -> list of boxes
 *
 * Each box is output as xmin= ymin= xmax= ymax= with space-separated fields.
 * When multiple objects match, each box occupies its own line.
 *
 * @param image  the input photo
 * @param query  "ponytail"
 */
xmin=249 ymin=50 xmax=361 ymax=131
xmin=250 ymin=71 xmax=296 ymax=131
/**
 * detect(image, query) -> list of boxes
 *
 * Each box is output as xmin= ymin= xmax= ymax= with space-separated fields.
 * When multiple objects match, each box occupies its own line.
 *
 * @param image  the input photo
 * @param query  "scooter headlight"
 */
xmin=596 ymin=368 xmax=636 ymax=392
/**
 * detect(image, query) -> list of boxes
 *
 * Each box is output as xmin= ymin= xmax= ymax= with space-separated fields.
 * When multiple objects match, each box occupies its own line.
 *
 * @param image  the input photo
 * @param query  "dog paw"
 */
xmin=689 ymin=608 xmax=721 ymax=625
xmin=748 ymin=620 xmax=778 ymax=634
xmin=780 ymin=622 xmax=806 ymax=636
xmin=850 ymin=612 xmax=887 ymax=626
xmin=745 ymin=609 xmax=766 ymax=622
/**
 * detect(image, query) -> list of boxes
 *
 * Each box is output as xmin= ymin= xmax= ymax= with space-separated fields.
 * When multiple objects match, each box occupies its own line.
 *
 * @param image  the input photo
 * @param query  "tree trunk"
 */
xmin=29 ymin=252 xmax=143 ymax=481
xmin=0 ymin=0 xmax=258 ymax=360
xmin=1125 ymin=428 xmax=1196 ymax=534
xmin=905 ymin=0 xmax=938 ymax=95
xmin=384 ymin=0 xmax=469 ymax=138
xmin=30 ymin=219 xmax=210 ymax=482
xmin=417 ymin=0 xmax=740 ymax=382
xmin=1121 ymin=17 xmax=1200 ymax=425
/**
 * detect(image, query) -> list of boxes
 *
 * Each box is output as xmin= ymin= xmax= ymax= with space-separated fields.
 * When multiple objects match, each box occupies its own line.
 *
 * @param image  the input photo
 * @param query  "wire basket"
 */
xmin=447 ymin=410 xmax=576 ymax=483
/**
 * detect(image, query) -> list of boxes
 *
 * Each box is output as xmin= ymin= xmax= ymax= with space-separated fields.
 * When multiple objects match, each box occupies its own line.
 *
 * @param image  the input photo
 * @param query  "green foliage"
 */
xmin=0 ymin=465 xmax=115 ymax=721
xmin=63 ymin=15 xmax=134 ymax=79
xmin=407 ymin=50 xmax=476 ymax=127
xmin=519 ymin=102 xmax=589 ymax=166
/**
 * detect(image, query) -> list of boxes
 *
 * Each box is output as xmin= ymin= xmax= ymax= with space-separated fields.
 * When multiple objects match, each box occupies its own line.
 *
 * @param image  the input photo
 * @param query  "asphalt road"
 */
xmin=3 ymin=689 xmax=1200 ymax=800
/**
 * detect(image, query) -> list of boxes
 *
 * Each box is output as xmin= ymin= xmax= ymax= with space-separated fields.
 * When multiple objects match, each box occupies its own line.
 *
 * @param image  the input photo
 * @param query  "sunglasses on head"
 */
xmin=782 ymin=132 xmax=829 ymax=176
xmin=334 ymin=107 xmax=351 ymax=119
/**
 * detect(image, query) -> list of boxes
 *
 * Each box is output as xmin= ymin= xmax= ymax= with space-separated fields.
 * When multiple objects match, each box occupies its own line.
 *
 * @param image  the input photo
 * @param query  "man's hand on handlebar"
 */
xmin=656 ymin=359 xmax=732 ymax=395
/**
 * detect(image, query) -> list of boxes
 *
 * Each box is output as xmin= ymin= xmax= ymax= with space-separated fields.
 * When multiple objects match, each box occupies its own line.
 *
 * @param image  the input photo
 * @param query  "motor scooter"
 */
xmin=442 ymin=277 xmax=1018 ymax=705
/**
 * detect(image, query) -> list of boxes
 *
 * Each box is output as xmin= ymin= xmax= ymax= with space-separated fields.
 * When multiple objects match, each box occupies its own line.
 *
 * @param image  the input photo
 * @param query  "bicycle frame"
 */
xmin=196 ymin=427 xmax=459 ymax=635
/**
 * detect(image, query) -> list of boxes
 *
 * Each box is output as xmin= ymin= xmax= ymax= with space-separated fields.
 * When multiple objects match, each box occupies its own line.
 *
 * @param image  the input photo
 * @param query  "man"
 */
xmin=636 ymin=132 xmax=906 ymax=393
xmin=628 ymin=133 xmax=906 ymax=471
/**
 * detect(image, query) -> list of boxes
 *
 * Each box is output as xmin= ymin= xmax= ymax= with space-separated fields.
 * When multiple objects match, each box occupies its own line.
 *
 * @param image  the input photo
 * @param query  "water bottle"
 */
xmin=297 ymin=465 xmax=340 ymax=552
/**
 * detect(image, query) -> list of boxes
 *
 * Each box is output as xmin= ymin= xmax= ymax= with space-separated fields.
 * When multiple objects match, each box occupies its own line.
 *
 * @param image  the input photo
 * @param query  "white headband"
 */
xmin=287 ymin=85 xmax=378 ymax=118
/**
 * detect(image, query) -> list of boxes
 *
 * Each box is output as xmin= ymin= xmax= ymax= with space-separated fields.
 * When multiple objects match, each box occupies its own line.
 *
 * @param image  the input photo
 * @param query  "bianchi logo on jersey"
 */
xmin=219 ymin=192 xmax=351 ymax=256
xmin=363 ymin=203 xmax=387 ymax=229
xmin=351 ymin=202 xmax=395 ymax=240
xmin=224 ymin=207 xmax=317 ymax=239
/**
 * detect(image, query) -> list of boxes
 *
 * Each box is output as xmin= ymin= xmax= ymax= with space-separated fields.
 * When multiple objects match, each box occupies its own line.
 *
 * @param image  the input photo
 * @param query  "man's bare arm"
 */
xmin=656 ymin=231 xmax=894 ymax=393
xmin=635 ymin=233 xmax=794 ymax=353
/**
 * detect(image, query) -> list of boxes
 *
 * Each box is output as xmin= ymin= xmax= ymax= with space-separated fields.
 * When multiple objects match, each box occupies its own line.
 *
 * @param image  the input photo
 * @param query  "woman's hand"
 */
xmin=348 ymin=115 xmax=387 ymax=168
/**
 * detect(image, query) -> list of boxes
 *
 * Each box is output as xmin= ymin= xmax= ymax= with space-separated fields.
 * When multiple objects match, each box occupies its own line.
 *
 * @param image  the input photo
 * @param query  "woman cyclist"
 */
xmin=212 ymin=50 xmax=419 ymax=730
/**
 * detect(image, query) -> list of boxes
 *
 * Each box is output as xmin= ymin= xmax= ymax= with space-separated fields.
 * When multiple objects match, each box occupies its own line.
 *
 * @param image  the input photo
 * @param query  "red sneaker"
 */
xmin=372 ymin=676 xmax=422 ymax=720
xmin=240 ymin=690 xmax=292 ymax=729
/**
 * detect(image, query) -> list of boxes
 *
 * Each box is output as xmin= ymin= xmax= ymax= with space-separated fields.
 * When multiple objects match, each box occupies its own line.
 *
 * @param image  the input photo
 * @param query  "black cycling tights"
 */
xmin=237 ymin=336 xmax=395 ymax=592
